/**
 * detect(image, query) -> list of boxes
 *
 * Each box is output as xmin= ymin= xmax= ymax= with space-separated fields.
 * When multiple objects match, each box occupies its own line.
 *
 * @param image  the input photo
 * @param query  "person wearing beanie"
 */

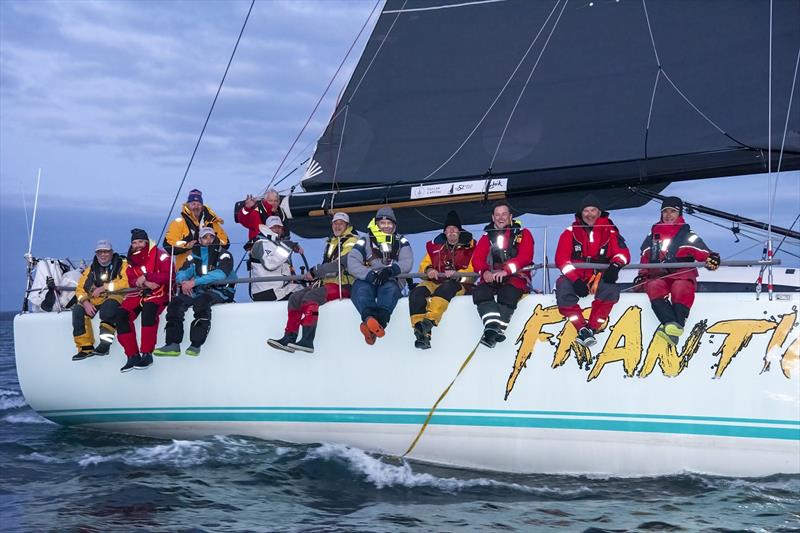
xmin=155 ymin=225 xmax=237 ymax=357
xmin=268 ymin=212 xmax=359 ymax=354
xmin=408 ymin=210 xmax=476 ymax=349
xmin=164 ymin=188 xmax=229 ymax=270
xmin=248 ymin=216 xmax=303 ymax=302
xmin=70 ymin=239 xmax=129 ymax=361
xmin=471 ymin=201 xmax=534 ymax=348
xmin=635 ymin=196 xmax=720 ymax=346
xmin=555 ymin=194 xmax=630 ymax=349
xmin=347 ymin=206 xmax=414 ymax=345
xmin=115 ymin=228 xmax=173 ymax=372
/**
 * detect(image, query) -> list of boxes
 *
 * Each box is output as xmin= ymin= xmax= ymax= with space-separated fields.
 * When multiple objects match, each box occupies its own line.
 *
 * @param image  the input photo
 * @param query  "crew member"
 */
xmin=235 ymin=189 xmax=288 ymax=241
xmin=268 ymin=212 xmax=359 ymax=353
xmin=347 ymin=207 xmax=413 ymax=345
xmin=164 ymin=189 xmax=229 ymax=270
xmin=636 ymin=196 xmax=720 ymax=345
xmin=472 ymin=201 xmax=534 ymax=348
xmin=409 ymin=210 xmax=475 ymax=349
xmin=155 ymin=226 xmax=236 ymax=357
xmin=115 ymin=228 xmax=173 ymax=372
xmin=249 ymin=216 xmax=302 ymax=301
xmin=71 ymin=240 xmax=128 ymax=361
xmin=555 ymin=194 xmax=630 ymax=348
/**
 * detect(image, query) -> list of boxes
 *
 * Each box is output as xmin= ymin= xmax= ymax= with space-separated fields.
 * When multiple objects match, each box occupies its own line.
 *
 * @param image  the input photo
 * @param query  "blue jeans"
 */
xmin=351 ymin=279 xmax=402 ymax=325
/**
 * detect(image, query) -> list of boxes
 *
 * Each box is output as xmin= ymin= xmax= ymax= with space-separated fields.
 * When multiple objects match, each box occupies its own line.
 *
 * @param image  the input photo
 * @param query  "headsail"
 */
xmin=287 ymin=0 xmax=800 ymax=236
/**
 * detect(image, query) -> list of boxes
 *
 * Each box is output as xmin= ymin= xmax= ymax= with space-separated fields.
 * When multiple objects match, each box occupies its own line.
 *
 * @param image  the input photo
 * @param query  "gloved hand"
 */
xmin=573 ymin=278 xmax=590 ymax=297
xmin=632 ymin=273 xmax=648 ymax=287
xmin=602 ymin=263 xmax=622 ymax=284
xmin=284 ymin=240 xmax=300 ymax=253
xmin=45 ymin=276 xmax=56 ymax=290
xmin=373 ymin=267 xmax=393 ymax=286
xmin=705 ymin=252 xmax=720 ymax=271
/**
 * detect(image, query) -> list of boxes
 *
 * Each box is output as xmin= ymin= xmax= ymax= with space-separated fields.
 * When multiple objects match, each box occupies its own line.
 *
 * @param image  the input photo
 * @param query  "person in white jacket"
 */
xmin=249 ymin=217 xmax=302 ymax=302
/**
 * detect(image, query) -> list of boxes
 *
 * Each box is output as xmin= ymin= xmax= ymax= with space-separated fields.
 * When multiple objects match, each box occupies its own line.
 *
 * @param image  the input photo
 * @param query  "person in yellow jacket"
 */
xmin=71 ymin=239 xmax=129 ymax=361
xmin=164 ymin=189 xmax=229 ymax=270
xmin=267 ymin=212 xmax=359 ymax=354
xmin=409 ymin=210 xmax=476 ymax=349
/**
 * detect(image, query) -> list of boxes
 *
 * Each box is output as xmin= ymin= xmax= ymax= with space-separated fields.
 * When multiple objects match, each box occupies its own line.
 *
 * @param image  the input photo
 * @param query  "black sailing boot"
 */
xmin=413 ymin=319 xmax=433 ymax=350
xmin=268 ymin=332 xmax=298 ymax=353
xmin=650 ymin=297 xmax=677 ymax=326
xmin=72 ymin=346 xmax=95 ymax=361
xmin=288 ymin=325 xmax=317 ymax=353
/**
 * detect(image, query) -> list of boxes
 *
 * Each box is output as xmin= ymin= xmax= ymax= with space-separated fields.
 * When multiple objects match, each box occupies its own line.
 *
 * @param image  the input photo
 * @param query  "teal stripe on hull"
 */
xmin=43 ymin=411 xmax=800 ymax=441
xmin=38 ymin=407 xmax=800 ymax=427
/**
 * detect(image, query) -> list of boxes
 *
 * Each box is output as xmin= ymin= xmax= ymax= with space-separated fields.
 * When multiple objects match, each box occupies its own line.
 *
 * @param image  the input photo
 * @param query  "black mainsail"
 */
xmin=285 ymin=0 xmax=800 ymax=237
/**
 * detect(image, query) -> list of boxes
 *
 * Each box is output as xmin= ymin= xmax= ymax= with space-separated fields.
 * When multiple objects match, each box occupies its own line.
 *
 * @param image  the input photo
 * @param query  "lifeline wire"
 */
xmin=157 ymin=0 xmax=255 ymax=246
xmin=265 ymin=0 xmax=382 ymax=191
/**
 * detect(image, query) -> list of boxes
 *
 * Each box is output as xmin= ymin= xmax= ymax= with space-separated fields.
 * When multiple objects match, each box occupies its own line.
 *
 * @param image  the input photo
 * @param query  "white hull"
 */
xmin=14 ymin=293 xmax=800 ymax=476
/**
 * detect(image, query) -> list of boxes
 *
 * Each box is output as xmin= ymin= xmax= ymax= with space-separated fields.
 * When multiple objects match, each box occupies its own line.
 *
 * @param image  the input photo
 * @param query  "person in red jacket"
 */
xmin=555 ymin=195 xmax=630 ymax=348
xmin=115 ymin=228 xmax=173 ymax=373
xmin=236 ymin=189 xmax=286 ymax=241
xmin=472 ymin=201 xmax=534 ymax=348
xmin=635 ymin=196 xmax=720 ymax=345
xmin=409 ymin=210 xmax=476 ymax=349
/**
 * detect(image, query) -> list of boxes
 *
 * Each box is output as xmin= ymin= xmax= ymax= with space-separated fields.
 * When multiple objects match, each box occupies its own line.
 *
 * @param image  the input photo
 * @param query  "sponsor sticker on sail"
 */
xmin=410 ymin=178 xmax=507 ymax=200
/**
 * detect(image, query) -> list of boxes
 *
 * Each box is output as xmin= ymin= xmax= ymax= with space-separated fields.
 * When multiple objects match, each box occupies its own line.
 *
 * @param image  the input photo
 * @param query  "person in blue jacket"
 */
xmin=154 ymin=226 xmax=236 ymax=356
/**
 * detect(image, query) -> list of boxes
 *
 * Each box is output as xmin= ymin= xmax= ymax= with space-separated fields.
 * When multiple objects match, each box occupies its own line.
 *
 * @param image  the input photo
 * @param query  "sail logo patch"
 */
xmin=411 ymin=178 xmax=507 ymax=199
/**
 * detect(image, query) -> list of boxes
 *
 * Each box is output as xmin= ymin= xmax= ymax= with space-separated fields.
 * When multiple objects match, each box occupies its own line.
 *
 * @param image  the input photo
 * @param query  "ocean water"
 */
xmin=1 ymin=315 xmax=798 ymax=532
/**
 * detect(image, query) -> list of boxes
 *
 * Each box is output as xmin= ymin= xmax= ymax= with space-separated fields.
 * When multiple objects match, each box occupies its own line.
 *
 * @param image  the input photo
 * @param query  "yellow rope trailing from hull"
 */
xmin=402 ymin=339 xmax=482 ymax=457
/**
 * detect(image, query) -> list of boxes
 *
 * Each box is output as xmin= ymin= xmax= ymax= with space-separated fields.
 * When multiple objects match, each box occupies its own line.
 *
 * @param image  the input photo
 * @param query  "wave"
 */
xmin=3 ymin=413 xmax=54 ymax=424
xmin=306 ymin=443 xmax=592 ymax=496
xmin=76 ymin=435 xmax=267 ymax=468
xmin=0 ymin=388 xmax=26 ymax=411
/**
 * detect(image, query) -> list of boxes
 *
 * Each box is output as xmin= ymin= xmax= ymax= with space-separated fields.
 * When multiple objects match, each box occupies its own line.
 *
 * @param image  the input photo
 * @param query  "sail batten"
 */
xmin=288 ymin=0 xmax=800 ymax=236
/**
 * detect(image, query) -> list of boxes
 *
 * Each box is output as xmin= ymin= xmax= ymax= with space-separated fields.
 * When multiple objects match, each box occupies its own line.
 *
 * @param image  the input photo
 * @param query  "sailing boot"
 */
xmin=673 ymin=304 xmax=691 ymax=328
xmin=72 ymin=346 xmax=95 ymax=362
xmin=576 ymin=327 xmax=597 ymax=348
xmin=495 ymin=304 xmax=515 ymax=344
xmin=413 ymin=319 xmax=433 ymax=350
xmin=154 ymin=343 xmax=181 ymax=357
xmin=650 ymin=297 xmax=677 ymax=326
xmin=185 ymin=345 xmax=202 ymax=356
xmin=268 ymin=332 xmax=298 ymax=353
xmin=93 ymin=323 xmax=116 ymax=356
xmin=135 ymin=352 xmax=154 ymax=369
xmin=289 ymin=325 xmax=317 ymax=353
xmin=656 ymin=324 xmax=680 ymax=346
xmin=480 ymin=327 xmax=499 ymax=348
xmin=120 ymin=354 xmax=141 ymax=373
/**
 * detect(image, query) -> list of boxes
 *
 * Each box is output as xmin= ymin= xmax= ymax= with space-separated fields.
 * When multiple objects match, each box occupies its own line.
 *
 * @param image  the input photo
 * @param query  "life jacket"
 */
xmin=569 ymin=214 xmax=618 ymax=264
xmin=323 ymin=231 xmax=358 ymax=263
xmin=128 ymin=244 xmax=168 ymax=302
xmin=485 ymin=220 xmax=524 ymax=266
xmin=425 ymin=231 xmax=474 ymax=272
xmin=648 ymin=221 xmax=693 ymax=263
xmin=366 ymin=219 xmax=401 ymax=266
xmin=83 ymin=253 xmax=124 ymax=294
xmin=193 ymin=244 xmax=234 ymax=286
xmin=181 ymin=205 xmax=219 ymax=242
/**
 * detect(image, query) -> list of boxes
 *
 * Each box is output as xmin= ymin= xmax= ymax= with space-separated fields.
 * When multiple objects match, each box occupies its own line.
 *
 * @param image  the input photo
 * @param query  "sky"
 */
xmin=1 ymin=0 xmax=798 ymax=311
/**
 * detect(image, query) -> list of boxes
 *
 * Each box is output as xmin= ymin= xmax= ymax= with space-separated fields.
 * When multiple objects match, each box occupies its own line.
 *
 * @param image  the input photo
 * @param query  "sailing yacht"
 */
xmin=14 ymin=0 xmax=800 ymax=475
